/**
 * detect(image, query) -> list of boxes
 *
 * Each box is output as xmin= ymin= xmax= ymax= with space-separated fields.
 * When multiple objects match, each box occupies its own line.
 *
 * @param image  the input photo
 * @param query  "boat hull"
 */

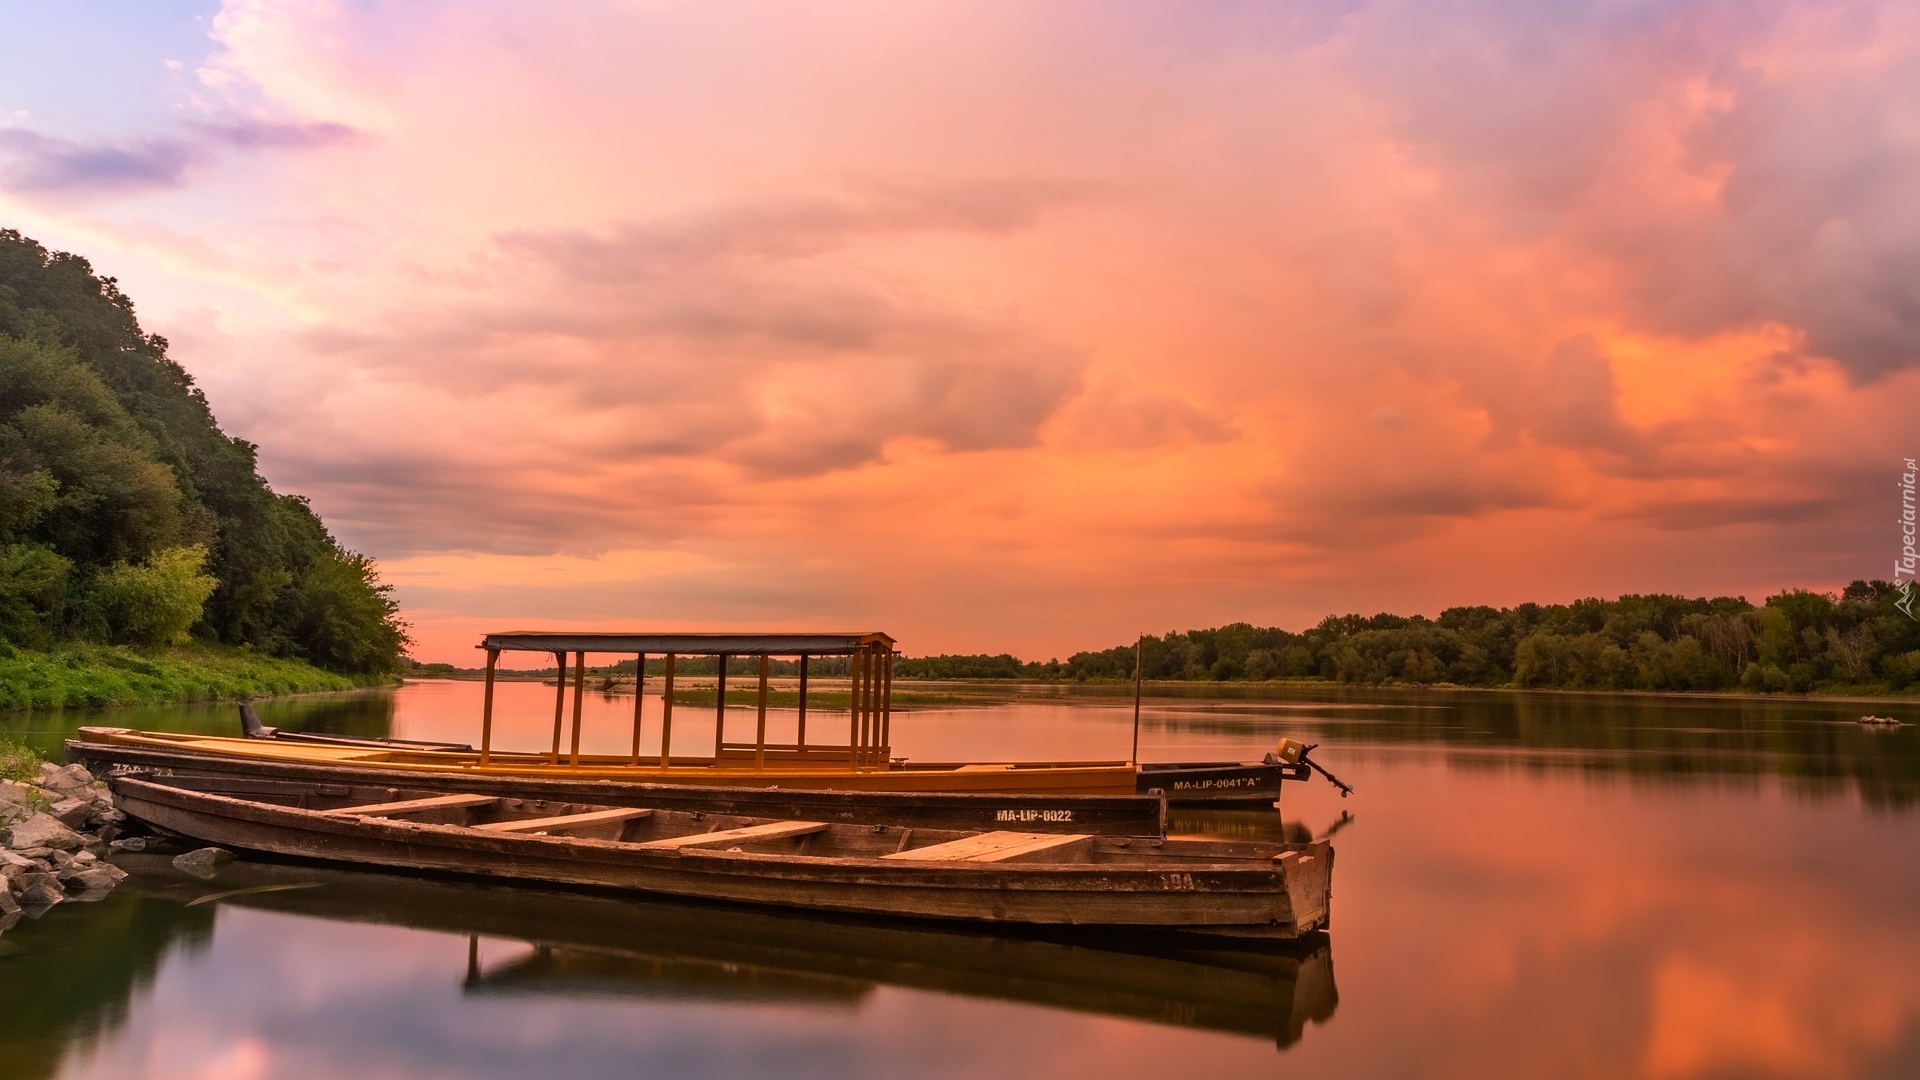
xmin=111 ymin=776 xmax=1332 ymax=940
xmin=75 ymin=727 xmax=1293 ymax=805
xmin=70 ymin=738 xmax=1166 ymax=835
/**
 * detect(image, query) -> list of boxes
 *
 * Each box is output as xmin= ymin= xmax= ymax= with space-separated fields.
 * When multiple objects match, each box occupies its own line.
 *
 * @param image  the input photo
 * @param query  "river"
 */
xmin=2 ymin=680 xmax=1917 ymax=1079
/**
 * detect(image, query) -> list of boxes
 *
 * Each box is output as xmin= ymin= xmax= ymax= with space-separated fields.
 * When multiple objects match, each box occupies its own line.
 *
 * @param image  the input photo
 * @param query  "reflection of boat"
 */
xmin=110 ymin=773 xmax=1334 ymax=940
xmin=122 ymin=857 xmax=1337 ymax=1046
xmin=68 ymin=737 xmax=1167 ymax=836
xmin=72 ymin=631 xmax=1309 ymax=804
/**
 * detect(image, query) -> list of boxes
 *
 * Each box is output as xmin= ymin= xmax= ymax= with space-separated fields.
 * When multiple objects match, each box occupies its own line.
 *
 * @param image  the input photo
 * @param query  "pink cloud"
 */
xmin=5 ymin=0 xmax=1914 ymax=659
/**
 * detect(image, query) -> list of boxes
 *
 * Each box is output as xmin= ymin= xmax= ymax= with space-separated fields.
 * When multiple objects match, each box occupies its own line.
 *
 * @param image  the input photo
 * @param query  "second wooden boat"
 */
xmin=111 ymin=772 xmax=1335 ymax=941
xmin=69 ymin=733 xmax=1167 ymax=835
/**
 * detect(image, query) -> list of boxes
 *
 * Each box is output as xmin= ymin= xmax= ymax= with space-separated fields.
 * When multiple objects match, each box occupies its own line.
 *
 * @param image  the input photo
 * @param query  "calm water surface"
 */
xmin=3 ymin=681 xmax=1918 ymax=1079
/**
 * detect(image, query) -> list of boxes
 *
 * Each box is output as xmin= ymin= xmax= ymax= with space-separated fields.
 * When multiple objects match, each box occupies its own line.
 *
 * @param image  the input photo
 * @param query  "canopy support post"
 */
xmin=796 ymin=654 xmax=809 ymax=751
xmin=549 ymin=651 xmax=567 ymax=764
xmin=1131 ymin=635 xmax=1143 ymax=767
xmin=713 ymin=653 xmax=728 ymax=759
xmin=630 ymin=652 xmax=646 ymax=765
xmin=848 ymin=649 xmax=860 ymax=769
xmin=568 ymin=651 xmax=586 ymax=767
xmin=660 ymin=653 xmax=676 ymax=769
xmin=866 ymin=646 xmax=878 ymax=769
xmin=880 ymin=648 xmax=893 ymax=768
xmin=479 ymin=648 xmax=499 ymax=766
xmin=755 ymin=655 xmax=769 ymax=769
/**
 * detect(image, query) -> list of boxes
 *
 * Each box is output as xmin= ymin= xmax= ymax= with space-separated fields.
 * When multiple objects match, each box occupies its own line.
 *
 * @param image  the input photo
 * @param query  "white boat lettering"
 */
xmin=995 ymin=809 xmax=1074 ymax=823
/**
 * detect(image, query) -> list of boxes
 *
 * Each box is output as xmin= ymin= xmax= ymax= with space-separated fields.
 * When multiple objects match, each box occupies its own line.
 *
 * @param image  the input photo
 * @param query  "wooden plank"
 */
xmin=882 ymin=831 xmax=1090 ymax=863
xmin=326 ymin=793 xmax=499 ymax=817
xmin=633 ymin=820 xmax=827 ymax=849
xmin=473 ymin=807 xmax=652 ymax=834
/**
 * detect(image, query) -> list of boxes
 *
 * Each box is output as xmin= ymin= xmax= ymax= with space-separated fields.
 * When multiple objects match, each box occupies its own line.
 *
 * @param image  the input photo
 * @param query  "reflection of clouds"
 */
xmin=40 ymin=715 xmax=1920 ymax=1079
xmin=1645 ymin=949 xmax=1919 ymax=1079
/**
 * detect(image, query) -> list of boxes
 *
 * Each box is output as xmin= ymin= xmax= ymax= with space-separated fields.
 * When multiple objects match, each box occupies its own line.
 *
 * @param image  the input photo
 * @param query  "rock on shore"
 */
xmin=1 ymin=761 xmax=134 ymax=930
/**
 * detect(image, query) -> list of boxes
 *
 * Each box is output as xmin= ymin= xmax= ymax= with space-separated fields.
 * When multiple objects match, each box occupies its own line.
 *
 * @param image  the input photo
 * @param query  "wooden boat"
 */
xmin=110 ymin=772 xmax=1335 ymax=941
xmin=74 ymin=630 xmax=1323 ymax=805
xmin=68 ymin=734 xmax=1167 ymax=835
xmin=126 ymin=856 xmax=1337 ymax=1045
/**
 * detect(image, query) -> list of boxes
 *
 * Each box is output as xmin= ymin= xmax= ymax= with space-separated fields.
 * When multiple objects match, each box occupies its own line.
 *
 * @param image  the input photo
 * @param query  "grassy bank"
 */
xmin=0 ymin=643 xmax=390 ymax=711
xmin=0 ymin=734 xmax=40 ymax=779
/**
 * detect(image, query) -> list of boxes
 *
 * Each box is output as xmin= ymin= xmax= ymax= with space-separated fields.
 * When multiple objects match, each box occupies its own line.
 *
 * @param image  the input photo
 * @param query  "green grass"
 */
xmin=0 ymin=734 xmax=41 ymax=780
xmin=0 ymin=642 xmax=390 ymax=711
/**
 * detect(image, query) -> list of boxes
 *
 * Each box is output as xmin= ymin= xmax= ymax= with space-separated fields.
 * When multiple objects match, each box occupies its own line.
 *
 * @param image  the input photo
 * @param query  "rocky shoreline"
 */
xmin=0 ymin=762 xmax=135 ymax=926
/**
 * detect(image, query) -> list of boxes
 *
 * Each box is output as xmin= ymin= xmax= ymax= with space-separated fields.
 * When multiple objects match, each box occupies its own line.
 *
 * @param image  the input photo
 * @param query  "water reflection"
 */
xmin=0 ymin=887 xmax=213 ymax=1080
xmin=0 ymin=857 xmax=1335 ymax=1080
xmin=160 ymin=858 xmax=1335 ymax=1044
xmin=4 ymin=680 xmax=1915 ymax=805
xmin=2 ymin=682 xmax=1917 ymax=1077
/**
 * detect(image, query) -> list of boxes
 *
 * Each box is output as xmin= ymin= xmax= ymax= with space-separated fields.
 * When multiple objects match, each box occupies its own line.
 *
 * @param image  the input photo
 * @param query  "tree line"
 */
xmin=0 ymin=229 xmax=407 ymax=673
xmin=904 ymin=585 xmax=1920 ymax=694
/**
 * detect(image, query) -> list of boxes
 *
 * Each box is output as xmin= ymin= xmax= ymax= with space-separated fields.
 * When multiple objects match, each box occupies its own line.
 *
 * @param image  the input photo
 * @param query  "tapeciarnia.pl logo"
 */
xmin=1900 ymin=457 xmax=1918 ymax=620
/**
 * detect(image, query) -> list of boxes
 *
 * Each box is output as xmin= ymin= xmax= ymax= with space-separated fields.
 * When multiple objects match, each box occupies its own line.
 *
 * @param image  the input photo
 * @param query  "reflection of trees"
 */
xmin=0 ymin=886 xmax=215 ymax=1080
xmin=1148 ymin=686 xmax=1920 ymax=807
xmin=2 ymin=688 xmax=398 ymax=758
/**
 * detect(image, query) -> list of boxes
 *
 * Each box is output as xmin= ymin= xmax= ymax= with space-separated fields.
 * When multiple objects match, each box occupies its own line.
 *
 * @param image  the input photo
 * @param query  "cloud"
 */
xmin=0 ymin=119 xmax=354 ymax=195
xmin=16 ymin=0 xmax=1919 ymax=657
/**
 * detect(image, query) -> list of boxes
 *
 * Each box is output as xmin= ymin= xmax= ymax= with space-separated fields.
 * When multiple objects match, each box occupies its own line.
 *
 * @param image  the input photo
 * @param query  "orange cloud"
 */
xmin=3 ymin=0 xmax=1914 ymax=659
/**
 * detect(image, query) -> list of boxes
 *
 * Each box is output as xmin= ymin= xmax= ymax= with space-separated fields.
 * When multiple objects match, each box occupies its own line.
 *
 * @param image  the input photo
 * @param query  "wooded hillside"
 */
xmin=0 ymin=229 xmax=406 ymax=673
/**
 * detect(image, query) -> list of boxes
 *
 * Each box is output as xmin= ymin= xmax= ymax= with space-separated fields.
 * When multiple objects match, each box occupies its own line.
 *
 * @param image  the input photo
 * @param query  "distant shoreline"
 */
xmin=396 ymin=672 xmax=1919 ymax=706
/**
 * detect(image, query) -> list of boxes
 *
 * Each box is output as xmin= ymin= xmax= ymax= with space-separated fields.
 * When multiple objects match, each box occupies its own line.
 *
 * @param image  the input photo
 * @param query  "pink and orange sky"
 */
xmin=1 ymin=1 xmax=1913 ymax=663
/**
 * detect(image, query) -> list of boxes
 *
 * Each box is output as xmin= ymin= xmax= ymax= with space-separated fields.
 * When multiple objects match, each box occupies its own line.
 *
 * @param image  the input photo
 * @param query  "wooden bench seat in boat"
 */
xmin=473 ymin=807 xmax=652 ymax=835
xmin=633 ymin=820 xmax=829 ymax=850
xmin=882 ymin=831 xmax=1090 ymax=863
xmin=325 ymin=793 xmax=500 ymax=817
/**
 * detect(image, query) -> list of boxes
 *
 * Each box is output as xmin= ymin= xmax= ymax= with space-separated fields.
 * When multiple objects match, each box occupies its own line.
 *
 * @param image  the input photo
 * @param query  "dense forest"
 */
xmin=0 ymin=229 xmax=406 ymax=674
xmin=904 ymin=585 xmax=1920 ymax=694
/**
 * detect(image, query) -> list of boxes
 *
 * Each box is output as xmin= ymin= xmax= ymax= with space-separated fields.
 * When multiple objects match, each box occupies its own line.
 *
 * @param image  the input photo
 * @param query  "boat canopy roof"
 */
xmin=479 ymin=632 xmax=895 ymax=656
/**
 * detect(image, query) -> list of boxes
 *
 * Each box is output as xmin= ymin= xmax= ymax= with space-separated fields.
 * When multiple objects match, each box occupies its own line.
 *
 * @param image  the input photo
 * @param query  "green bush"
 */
xmin=288 ymin=550 xmax=410 ymax=674
xmin=0 ymin=542 xmax=72 ymax=647
xmin=85 ymin=545 xmax=217 ymax=645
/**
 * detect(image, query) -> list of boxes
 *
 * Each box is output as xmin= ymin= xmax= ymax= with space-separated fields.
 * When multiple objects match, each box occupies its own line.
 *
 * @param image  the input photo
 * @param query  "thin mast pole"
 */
xmin=659 ymin=653 xmax=675 ymax=769
xmin=479 ymin=647 xmax=499 ymax=766
xmin=755 ymin=655 xmax=769 ymax=770
xmin=630 ymin=652 xmax=645 ymax=765
xmin=568 ymin=651 xmax=587 ymax=767
xmin=1131 ymin=634 xmax=1143 ymax=766
xmin=549 ymin=651 xmax=567 ymax=764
